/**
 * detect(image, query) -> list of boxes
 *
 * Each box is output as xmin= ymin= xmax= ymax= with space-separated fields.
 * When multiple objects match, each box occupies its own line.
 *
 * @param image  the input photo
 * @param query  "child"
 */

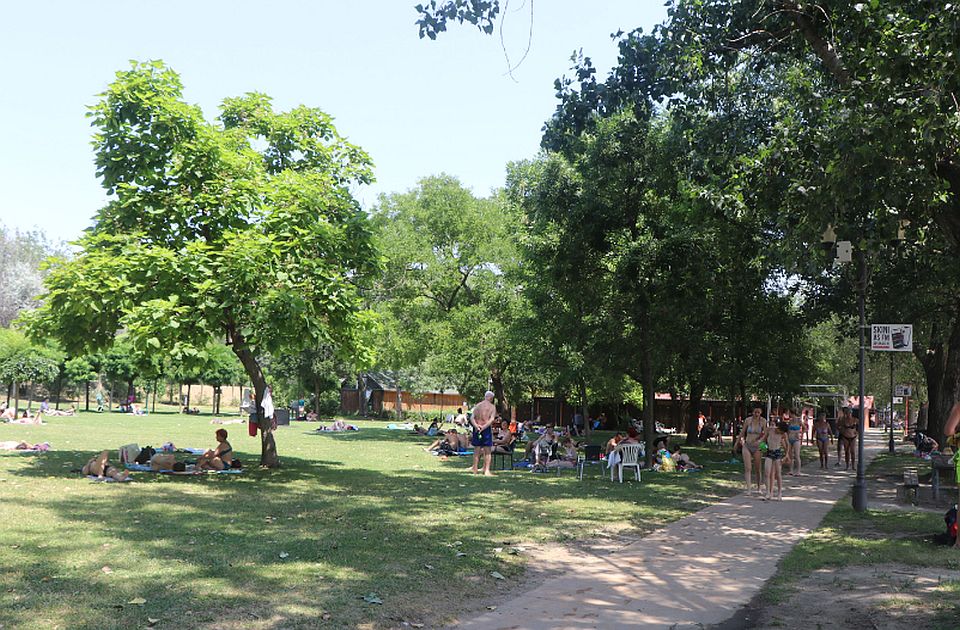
xmin=813 ymin=412 xmax=831 ymax=469
xmin=762 ymin=421 xmax=791 ymax=501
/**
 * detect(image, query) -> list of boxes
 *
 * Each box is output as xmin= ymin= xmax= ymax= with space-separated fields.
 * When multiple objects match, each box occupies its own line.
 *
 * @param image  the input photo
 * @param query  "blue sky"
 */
xmin=0 ymin=1 xmax=667 ymax=243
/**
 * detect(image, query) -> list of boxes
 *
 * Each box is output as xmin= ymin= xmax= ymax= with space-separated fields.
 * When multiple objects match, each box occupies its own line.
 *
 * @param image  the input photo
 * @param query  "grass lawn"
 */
xmin=758 ymin=451 xmax=960 ymax=629
xmin=2 ymin=412 xmax=744 ymax=629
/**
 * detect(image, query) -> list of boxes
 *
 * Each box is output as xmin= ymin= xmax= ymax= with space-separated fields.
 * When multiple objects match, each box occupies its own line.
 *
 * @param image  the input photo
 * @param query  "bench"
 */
xmin=931 ymin=455 xmax=956 ymax=501
xmin=492 ymin=450 xmax=517 ymax=471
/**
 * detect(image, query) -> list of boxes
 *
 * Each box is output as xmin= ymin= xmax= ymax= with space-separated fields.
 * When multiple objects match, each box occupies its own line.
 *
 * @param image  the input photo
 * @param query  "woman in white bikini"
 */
xmin=737 ymin=406 xmax=766 ymax=494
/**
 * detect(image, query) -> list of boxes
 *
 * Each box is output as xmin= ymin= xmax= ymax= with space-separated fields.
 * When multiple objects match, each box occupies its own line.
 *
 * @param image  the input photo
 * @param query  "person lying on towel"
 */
xmin=83 ymin=450 xmax=131 ymax=481
xmin=195 ymin=429 xmax=241 ymax=470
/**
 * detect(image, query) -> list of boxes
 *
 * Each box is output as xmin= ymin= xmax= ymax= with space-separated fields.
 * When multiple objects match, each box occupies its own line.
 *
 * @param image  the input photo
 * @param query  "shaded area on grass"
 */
xmin=1 ymin=414 xmax=744 ymax=629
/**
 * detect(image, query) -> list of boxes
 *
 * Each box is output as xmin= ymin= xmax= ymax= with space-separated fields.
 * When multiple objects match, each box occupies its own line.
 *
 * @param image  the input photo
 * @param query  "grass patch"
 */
xmin=759 ymin=452 xmax=960 ymax=619
xmin=1 ymin=412 xmax=742 ymax=629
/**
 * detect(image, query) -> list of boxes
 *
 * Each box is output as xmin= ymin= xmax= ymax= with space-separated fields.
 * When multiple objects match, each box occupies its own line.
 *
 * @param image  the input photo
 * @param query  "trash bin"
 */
xmin=274 ymin=408 xmax=290 ymax=426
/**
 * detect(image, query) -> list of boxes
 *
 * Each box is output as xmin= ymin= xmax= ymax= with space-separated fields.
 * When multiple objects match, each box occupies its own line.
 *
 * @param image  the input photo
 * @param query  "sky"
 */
xmin=0 ymin=1 xmax=668 ymax=243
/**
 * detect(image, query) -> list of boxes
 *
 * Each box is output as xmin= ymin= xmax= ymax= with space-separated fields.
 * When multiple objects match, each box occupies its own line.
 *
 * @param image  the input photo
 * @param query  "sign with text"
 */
xmin=895 ymin=385 xmax=912 ymax=397
xmin=870 ymin=324 xmax=913 ymax=352
xmin=893 ymin=396 xmax=904 ymax=404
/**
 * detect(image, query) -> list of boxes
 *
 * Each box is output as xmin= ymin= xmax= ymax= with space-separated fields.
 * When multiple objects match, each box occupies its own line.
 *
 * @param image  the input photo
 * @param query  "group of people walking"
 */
xmin=736 ymin=405 xmax=860 ymax=501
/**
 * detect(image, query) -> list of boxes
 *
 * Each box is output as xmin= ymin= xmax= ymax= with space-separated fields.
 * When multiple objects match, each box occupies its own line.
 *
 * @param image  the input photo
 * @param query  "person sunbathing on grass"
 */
xmin=0 ymin=440 xmax=49 ymax=451
xmin=1 ymin=405 xmax=18 ymax=421
xmin=671 ymin=447 xmax=701 ymax=470
xmin=45 ymin=405 xmax=78 ymax=417
xmin=196 ymin=428 xmax=236 ymax=470
xmin=82 ymin=450 xmax=131 ymax=481
xmin=426 ymin=429 xmax=469 ymax=456
xmin=545 ymin=437 xmax=578 ymax=469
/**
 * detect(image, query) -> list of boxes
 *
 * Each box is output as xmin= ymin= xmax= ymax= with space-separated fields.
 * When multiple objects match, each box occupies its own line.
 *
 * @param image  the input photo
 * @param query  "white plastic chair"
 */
xmin=612 ymin=443 xmax=643 ymax=483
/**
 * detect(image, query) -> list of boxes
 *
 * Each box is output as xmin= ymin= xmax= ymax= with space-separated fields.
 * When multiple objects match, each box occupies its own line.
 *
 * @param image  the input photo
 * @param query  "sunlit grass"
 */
xmin=1 ymin=411 xmax=743 ymax=628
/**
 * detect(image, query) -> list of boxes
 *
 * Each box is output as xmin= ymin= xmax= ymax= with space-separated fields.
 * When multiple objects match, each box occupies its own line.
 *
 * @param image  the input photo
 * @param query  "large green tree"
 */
xmin=26 ymin=62 xmax=379 ymax=466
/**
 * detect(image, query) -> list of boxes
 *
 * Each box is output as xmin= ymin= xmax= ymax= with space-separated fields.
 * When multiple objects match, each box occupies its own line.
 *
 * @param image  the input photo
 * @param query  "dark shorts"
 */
xmin=471 ymin=426 xmax=493 ymax=448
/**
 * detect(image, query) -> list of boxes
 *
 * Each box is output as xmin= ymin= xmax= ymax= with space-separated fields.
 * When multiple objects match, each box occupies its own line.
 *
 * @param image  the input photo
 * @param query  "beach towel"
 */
xmin=87 ymin=475 xmax=134 ymax=483
xmin=123 ymin=463 xmax=243 ymax=475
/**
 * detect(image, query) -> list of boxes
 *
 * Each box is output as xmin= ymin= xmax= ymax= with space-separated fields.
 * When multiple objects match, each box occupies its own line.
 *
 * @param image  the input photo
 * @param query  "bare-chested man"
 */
xmin=469 ymin=391 xmax=497 ymax=476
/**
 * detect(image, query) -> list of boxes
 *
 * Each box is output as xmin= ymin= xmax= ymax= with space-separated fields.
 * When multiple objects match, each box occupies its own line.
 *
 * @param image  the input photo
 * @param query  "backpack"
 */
xmin=946 ymin=506 xmax=958 ymax=542
xmin=134 ymin=446 xmax=157 ymax=465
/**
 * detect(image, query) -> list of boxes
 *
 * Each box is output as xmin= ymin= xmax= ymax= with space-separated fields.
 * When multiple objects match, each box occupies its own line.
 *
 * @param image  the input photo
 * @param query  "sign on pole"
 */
xmin=894 ymin=384 xmax=912 ymax=397
xmin=893 ymin=396 xmax=903 ymax=404
xmin=870 ymin=324 xmax=913 ymax=352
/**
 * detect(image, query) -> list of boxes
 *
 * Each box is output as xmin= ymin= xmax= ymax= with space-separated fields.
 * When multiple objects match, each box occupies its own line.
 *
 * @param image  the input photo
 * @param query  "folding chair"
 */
xmin=578 ymin=444 xmax=604 ymax=480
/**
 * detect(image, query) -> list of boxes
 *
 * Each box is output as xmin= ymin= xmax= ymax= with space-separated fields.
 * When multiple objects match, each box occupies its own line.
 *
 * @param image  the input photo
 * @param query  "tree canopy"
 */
xmin=26 ymin=61 xmax=381 ymax=465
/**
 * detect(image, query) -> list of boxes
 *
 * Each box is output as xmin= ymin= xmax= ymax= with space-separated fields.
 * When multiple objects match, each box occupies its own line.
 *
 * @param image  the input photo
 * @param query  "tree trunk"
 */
xmin=85 ymin=381 xmax=90 ymax=411
xmin=232 ymin=341 xmax=279 ymax=468
xmin=491 ymin=369 xmax=508 ymax=415
xmin=14 ymin=382 xmax=20 ymax=414
xmin=27 ymin=383 xmax=33 ymax=411
xmin=6 ymin=382 xmax=10 ymax=406
xmin=186 ymin=383 xmax=192 ymax=410
xmin=577 ymin=376 xmax=589 ymax=439
xmin=921 ymin=335 xmax=960 ymax=442
xmin=55 ymin=371 xmax=63 ymax=410
xmin=640 ymin=332 xmax=656 ymax=467
xmin=686 ymin=381 xmax=705 ymax=445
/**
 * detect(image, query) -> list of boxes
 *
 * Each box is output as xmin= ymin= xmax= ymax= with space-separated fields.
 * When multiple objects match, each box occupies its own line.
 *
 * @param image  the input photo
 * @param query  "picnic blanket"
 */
xmin=87 ymin=475 xmax=133 ymax=482
xmin=124 ymin=463 xmax=243 ymax=475
xmin=431 ymin=450 xmax=474 ymax=456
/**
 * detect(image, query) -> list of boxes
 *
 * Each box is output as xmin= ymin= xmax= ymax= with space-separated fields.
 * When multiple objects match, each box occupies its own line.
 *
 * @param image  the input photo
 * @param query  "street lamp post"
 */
xmin=853 ymin=245 xmax=868 ymax=512
xmin=889 ymin=354 xmax=896 ymax=454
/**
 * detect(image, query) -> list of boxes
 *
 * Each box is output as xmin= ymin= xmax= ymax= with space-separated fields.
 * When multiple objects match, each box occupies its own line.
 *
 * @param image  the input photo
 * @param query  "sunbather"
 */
xmin=7 ymin=411 xmax=45 ymax=425
xmin=45 ymin=405 xmax=78 ymax=417
xmin=196 ymin=429 xmax=236 ymax=470
xmin=545 ymin=437 xmax=578 ymax=469
xmin=82 ymin=450 xmax=131 ymax=481
xmin=0 ymin=440 xmax=49 ymax=451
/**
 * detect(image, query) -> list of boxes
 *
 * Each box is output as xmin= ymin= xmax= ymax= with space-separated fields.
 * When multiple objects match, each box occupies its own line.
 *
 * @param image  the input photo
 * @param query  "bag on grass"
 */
xmin=134 ymin=446 xmax=156 ymax=465
xmin=118 ymin=444 xmax=140 ymax=465
xmin=946 ymin=506 xmax=958 ymax=542
xmin=150 ymin=453 xmax=177 ymax=471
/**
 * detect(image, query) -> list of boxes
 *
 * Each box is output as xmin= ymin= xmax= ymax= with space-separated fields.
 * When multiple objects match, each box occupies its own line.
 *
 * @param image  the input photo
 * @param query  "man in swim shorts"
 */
xmin=469 ymin=391 xmax=497 ymax=476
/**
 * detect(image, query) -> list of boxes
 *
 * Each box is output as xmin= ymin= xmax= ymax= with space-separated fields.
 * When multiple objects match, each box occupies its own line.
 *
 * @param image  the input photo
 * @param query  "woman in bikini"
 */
xmin=82 ymin=450 xmax=131 ymax=481
xmin=196 ymin=429 xmax=235 ymax=470
xmin=838 ymin=407 xmax=859 ymax=471
xmin=813 ymin=412 xmax=831 ymax=469
xmin=737 ymin=406 xmax=766 ymax=494
xmin=785 ymin=409 xmax=803 ymax=476
xmin=762 ymin=421 xmax=791 ymax=501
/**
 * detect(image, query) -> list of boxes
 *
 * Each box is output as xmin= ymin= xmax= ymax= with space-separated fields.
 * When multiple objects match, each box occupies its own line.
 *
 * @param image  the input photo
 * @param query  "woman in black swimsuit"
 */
xmin=82 ymin=450 xmax=131 ymax=481
xmin=197 ymin=429 xmax=235 ymax=470
xmin=838 ymin=408 xmax=858 ymax=471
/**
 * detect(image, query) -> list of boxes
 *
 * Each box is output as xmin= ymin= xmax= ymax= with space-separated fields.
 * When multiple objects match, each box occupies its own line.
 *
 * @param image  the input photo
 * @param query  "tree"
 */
xmin=0 ymin=226 xmax=66 ymax=328
xmin=25 ymin=61 xmax=380 ymax=466
xmin=64 ymin=355 xmax=99 ymax=411
xmin=371 ymin=175 xmax=526 ymax=411
xmin=0 ymin=329 xmax=61 ymax=412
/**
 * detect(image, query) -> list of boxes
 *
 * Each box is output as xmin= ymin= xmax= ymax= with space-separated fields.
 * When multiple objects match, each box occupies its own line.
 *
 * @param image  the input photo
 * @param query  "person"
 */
xmin=737 ymin=406 xmax=766 ymax=494
xmin=492 ymin=427 xmax=515 ymax=454
xmin=762 ymin=421 xmax=791 ymax=501
xmin=453 ymin=407 xmax=467 ymax=427
xmin=546 ymin=437 xmax=578 ymax=469
xmin=46 ymin=405 xmax=78 ymax=417
xmin=1 ymin=405 xmax=17 ymax=420
xmin=95 ymin=390 xmax=105 ymax=413
xmin=572 ymin=411 xmax=584 ymax=436
xmin=39 ymin=399 xmax=50 ymax=413
xmin=596 ymin=412 xmax=607 ymax=430
xmin=196 ymin=429 xmax=236 ymax=470
xmin=837 ymin=407 xmax=858 ymax=470
xmin=813 ymin=412 xmax=831 ymax=469
xmin=528 ymin=427 xmax=557 ymax=466
xmin=605 ymin=432 xmax=626 ymax=455
xmin=785 ymin=409 xmax=803 ymax=476
xmin=672 ymin=446 xmax=701 ymax=470
xmin=82 ymin=450 xmax=131 ymax=481
xmin=0 ymin=440 xmax=49 ymax=451
xmin=468 ymin=391 xmax=497 ymax=476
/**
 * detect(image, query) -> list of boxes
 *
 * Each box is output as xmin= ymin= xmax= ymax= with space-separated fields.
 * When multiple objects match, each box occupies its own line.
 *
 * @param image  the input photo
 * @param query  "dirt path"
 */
xmin=452 ymin=431 xmax=886 ymax=629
